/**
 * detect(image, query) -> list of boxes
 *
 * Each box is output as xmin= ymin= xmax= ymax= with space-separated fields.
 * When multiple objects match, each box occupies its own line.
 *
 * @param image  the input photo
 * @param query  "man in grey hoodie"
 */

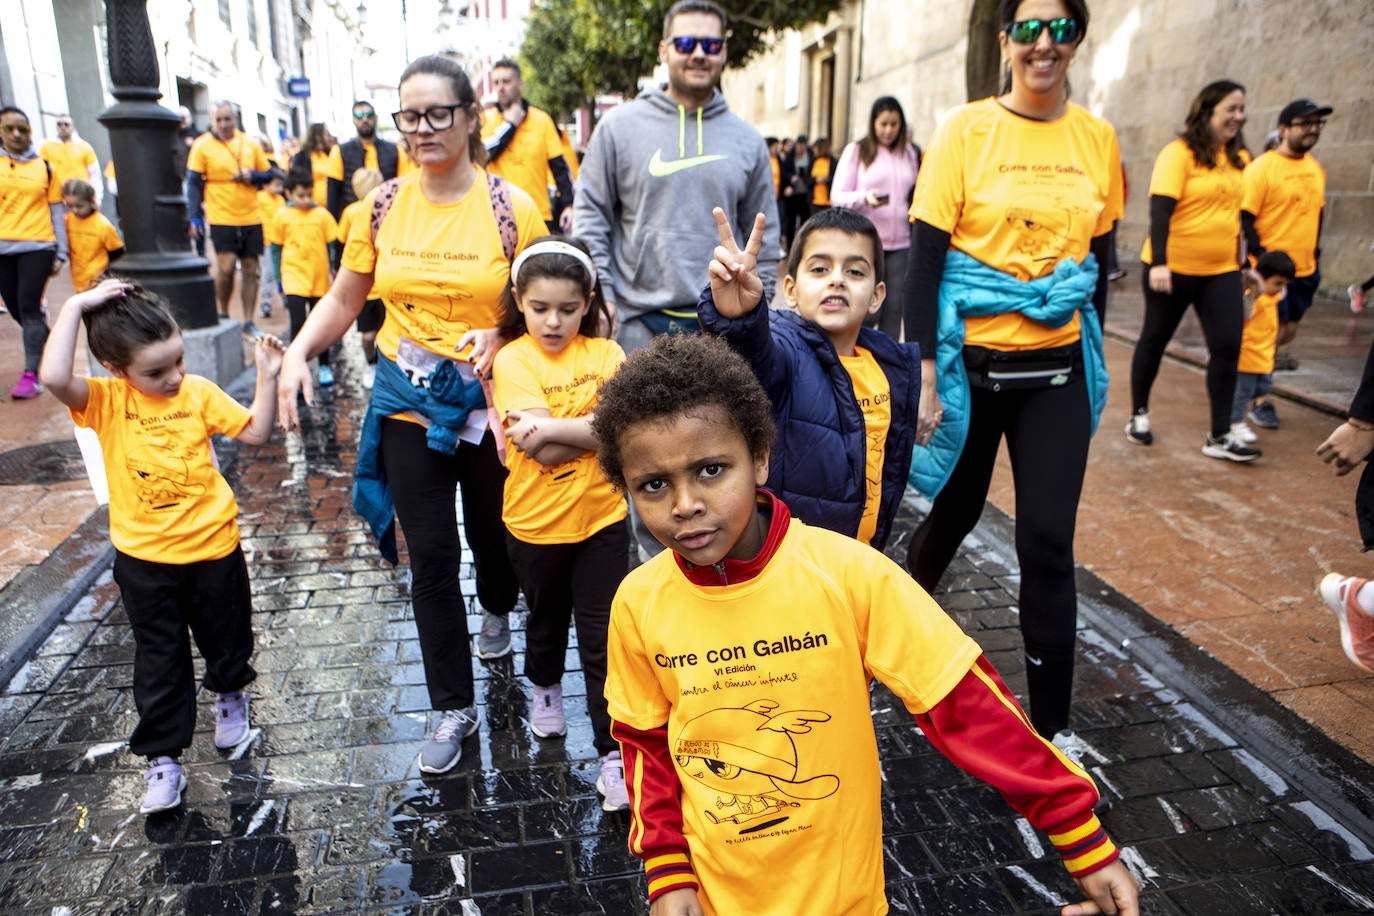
xmin=574 ymin=0 xmax=780 ymax=355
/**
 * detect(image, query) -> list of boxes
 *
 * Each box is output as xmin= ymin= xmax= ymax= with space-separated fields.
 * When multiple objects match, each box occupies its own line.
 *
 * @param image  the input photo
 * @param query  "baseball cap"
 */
xmin=1278 ymin=99 xmax=1333 ymax=125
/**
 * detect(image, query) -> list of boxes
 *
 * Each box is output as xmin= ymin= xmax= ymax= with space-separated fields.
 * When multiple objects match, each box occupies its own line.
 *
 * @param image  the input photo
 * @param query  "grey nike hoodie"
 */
xmin=573 ymin=86 xmax=780 ymax=320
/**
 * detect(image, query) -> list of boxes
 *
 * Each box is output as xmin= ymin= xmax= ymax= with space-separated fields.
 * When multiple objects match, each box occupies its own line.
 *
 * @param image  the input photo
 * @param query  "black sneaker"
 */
xmin=1248 ymin=400 xmax=1280 ymax=429
xmin=1125 ymin=409 xmax=1153 ymax=446
xmin=1202 ymin=433 xmax=1261 ymax=463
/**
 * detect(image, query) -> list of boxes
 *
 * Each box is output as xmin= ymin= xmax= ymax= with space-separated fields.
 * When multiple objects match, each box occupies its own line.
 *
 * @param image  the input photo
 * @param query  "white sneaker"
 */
xmin=1125 ymin=409 xmax=1153 ymax=446
xmin=362 ymin=363 xmax=376 ymax=389
xmin=1229 ymin=421 xmax=1257 ymax=444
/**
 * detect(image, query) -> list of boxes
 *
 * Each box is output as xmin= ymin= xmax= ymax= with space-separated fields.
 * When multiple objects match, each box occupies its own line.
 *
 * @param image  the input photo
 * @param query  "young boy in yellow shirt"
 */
xmin=1230 ymin=250 xmax=1295 ymax=442
xmin=61 ymin=179 xmax=123 ymax=292
xmin=699 ymin=206 xmax=920 ymax=550
xmin=266 ymin=169 xmax=339 ymax=385
xmin=591 ymin=334 xmax=1138 ymax=916
xmin=256 ymin=169 xmax=285 ymax=318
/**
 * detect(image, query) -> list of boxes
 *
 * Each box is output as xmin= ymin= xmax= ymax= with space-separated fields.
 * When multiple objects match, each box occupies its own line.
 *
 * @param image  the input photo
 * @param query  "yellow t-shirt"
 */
xmin=39 ymin=139 xmax=98 ymax=187
xmin=492 ymin=334 xmax=627 ymax=543
xmin=187 ymin=130 xmax=270 ymax=226
xmin=341 ymin=169 xmax=547 ymax=361
xmin=1141 ymin=139 xmax=1246 ymax=276
xmin=605 ymin=519 xmax=981 ymax=916
xmin=257 ymin=189 xmax=283 ymax=226
xmin=0 ymin=155 xmax=63 ymax=242
xmin=838 ymin=349 xmax=890 ymax=546
xmin=266 ymin=204 xmax=339 ymax=298
xmin=1238 ymin=289 xmax=1280 ymax=375
xmin=481 ymin=106 xmax=563 ymax=221
xmin=325 ymin=142 xmax=379 ymax=185
xmin=338 ymin=198 xmax=368 ymax=246
xmin=397 ymin=150 xmax=419 ymax=176
xmin=65 ymin=210 xmax=122 ymax=292
xmin=1241 ymin=151 xmax=1325 ymax=278
xmin=810 ymin=156 xmax=831 ymax=207
xmin=310 ymin=148 xmax=340 ymax=206
xmin=911 ymin=99 xmax=1123 ymax=351
xmin=71 ymin=375 xmax=251 ymax=563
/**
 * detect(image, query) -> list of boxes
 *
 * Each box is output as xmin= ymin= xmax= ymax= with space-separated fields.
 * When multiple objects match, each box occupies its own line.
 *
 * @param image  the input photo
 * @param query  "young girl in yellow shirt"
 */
xmin=490 ymin=237 xmax=629 ymax=811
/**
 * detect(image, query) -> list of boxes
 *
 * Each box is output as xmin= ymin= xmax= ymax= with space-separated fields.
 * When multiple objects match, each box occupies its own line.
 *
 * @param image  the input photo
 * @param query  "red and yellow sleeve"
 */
xmin=612 ymin=719 xmax=698 ymax=903
xmin=913 ymin=655 xmax=1119 ymax=879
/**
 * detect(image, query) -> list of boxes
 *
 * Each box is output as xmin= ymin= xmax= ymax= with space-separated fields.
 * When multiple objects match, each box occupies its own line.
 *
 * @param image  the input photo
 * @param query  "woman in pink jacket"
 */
xmin=830 ymin=96 xmax=921 ymax=340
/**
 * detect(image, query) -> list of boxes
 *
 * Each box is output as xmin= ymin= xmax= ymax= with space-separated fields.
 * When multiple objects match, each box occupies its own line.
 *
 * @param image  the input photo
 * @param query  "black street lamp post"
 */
xmin=99 ymin=0 xmax=217 ymax=330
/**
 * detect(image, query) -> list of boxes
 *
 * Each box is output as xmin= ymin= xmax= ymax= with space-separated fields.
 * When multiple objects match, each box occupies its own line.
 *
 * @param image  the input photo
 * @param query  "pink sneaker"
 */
xmin=1320 ymin=573 xmax=1374 ymax=672
xmin=1351 ymin=285 xmax=1367 ymax=315
xmin=10 ymin=371 xmax=42 ymax=399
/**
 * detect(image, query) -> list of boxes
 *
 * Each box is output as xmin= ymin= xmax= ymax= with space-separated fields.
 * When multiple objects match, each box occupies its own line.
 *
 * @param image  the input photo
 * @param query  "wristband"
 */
xmin=1347 ymin=420 xmax=1374 ymax=432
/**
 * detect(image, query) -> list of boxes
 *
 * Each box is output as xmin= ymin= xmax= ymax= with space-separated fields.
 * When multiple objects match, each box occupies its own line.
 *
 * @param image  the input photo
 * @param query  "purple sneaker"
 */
xmin=213 ymin=690 xmax=251 ymax=749
xmin=10 ymin=371 xmax=42 ymax=399
xmin=140 ymin=757 xmax=186 ymax=814
xmin=597 ymin=751 xmax=628 ymax=812
xmin=530 ymin=683 xmax=566 ymax=738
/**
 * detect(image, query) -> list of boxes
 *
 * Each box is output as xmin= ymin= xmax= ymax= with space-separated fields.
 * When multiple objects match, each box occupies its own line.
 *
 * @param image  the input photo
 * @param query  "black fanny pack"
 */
xmin=963 ymin=343 xmax=1080 ymax=391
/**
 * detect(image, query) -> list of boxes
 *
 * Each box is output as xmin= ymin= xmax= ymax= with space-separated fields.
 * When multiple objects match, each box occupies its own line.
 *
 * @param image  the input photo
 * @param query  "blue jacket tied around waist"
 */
xmin=353 ymin=352 xmax=489 ymax=563
xmin=698 ymin=284 xmax=922 ymax=550
xmin=909 ymin=250 xmax=1106 ymax=499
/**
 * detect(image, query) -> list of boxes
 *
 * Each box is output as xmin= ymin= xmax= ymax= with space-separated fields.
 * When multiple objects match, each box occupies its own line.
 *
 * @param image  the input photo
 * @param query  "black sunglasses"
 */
xmin=1005 ymin=17 xmax=1082 ymax=45
xmin=668 ymin=35 xmax=724 ymax=55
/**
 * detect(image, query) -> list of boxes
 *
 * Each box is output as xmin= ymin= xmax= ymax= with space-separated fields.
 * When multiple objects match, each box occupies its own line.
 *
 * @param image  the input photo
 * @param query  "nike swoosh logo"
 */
xmin=648 ymin=149 xmax=727 ymax=177
xmin=1027 ymin=655 xmax=1044 ymax=666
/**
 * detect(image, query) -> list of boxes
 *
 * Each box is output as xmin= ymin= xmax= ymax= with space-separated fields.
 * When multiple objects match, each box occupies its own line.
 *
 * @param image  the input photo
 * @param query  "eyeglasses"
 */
xmin=1 ymin=124 xmax=31 ymax=135
xmin=392 ymin=104 xmax=463 ymax=133
xmin=353 ymin=109 xmax=376 ymax=120
xmin=1005 ymin=17 xmax=1082 ymax=45
xmin=668 ymin=35 xmax=725 ymax=55
xmin=1289 ymin=118 xmax=1326 ymax=130
xmin=56 ymin=121 xmax=72 ymax=127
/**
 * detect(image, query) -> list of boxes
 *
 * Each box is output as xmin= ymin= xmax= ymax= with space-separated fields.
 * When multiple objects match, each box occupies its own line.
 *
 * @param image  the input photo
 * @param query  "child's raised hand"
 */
xmin=67 ymin=278 xmax=132 ymax=314
xmin=708 ymin=207 xmax=766 ymax=319
xmin=253 ymin=334 xmax=286 ymax=377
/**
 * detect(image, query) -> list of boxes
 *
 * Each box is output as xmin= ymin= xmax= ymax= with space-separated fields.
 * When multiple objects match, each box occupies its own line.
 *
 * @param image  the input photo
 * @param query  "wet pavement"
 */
xmin=4 ymin=329 xmax=1374 ymax=912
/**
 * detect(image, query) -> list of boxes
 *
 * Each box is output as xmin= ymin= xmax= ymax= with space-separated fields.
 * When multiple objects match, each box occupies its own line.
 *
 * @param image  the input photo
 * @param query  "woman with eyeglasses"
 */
xmin=1127 ymin=79 xmax=1259 ymax=462
xmin=278 ymin=55 xmax=547 ymax=777
xmin=0 ymin=106 xmax=67 ymax=399
xmin=830 ymin=96 xmax=922 ymax=340
xmin=905 ymin=0 xmax=1125 ymax=772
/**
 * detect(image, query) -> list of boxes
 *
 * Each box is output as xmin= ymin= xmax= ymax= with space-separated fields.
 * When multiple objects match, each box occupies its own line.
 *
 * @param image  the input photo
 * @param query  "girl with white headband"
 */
xmin=491 ymin=236 xmax=631 ymax=811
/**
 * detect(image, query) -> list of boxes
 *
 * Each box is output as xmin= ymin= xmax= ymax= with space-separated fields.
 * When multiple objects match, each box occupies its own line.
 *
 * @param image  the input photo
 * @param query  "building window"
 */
xmin=219 ymin=0 xmax=231 ymax=28
xmin=267 ymin=0 xmax=281 ymax=61
xmin=248 ymin=0 xmax=259 ymax=45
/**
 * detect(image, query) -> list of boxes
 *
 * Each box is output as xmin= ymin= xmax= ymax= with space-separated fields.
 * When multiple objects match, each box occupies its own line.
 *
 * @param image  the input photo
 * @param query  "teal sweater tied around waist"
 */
xmin=908 ymin=250 xmax=1106 ymax=499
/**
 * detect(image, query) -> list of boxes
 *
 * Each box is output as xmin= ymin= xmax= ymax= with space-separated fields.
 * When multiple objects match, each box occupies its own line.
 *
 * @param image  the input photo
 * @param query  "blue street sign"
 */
xmin=287 ymin=77 xmax=311 ymax=98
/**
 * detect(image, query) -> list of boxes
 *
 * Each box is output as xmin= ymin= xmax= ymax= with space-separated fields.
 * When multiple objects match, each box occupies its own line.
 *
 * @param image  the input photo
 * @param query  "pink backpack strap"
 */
xmin=370 ymin=177 xmax=404 ymax=244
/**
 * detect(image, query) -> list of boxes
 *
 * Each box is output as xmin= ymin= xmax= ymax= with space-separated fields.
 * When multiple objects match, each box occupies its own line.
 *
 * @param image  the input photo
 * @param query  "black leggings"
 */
xmin=0 ymin=249 xmax=56 ymax=372
xmin=284 ymin=295 xmax=329 ymax=366
xmin=381 ymin=419 xmax=520 ymax=711
xmin=1130 ymin=269 xmax=1244 ymax=439
xmin=907 ymin=373 xmax=1090 ymax=738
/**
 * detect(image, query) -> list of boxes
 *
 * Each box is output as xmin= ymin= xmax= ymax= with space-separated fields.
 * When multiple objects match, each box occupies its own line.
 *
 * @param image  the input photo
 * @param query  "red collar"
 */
xmin=674 ymin=490 xmax=791 ymax=586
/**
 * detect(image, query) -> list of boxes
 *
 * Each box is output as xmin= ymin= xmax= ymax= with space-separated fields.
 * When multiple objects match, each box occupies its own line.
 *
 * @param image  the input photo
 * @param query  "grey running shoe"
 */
xmin=418 ymin=707 xmax=478 ymax=774
xmin=476 ymin=611 xmax=512 ymax=659
xmin=1248 ymin=400 xmax=1279 ymax=429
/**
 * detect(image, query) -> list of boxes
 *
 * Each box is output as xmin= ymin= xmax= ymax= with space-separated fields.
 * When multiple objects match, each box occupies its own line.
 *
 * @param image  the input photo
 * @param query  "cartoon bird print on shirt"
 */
xmin=393 ymin=280 xmax=475 ymax=345
xmin=673 ymin=699 xmax=839 ymax=833
xmin=126 ymin=439 xmax=205 ymax=511
xmin=1004 ymin=195 xmax=1090 ymax=264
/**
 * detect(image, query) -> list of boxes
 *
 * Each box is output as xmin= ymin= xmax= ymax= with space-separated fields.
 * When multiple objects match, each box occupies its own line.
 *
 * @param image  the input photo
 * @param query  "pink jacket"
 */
xmin=830 ymin=142 xmax=920 ymax=251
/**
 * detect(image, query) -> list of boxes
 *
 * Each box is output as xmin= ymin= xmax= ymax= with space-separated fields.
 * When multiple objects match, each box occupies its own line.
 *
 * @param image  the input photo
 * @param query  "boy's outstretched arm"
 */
xmin=707 ymin=207 xmax=767 ymax=319
xmin=39 ymin=278 xmax=133 ymax=412
xmin=237 ymin=335 xmax=286 ymax=445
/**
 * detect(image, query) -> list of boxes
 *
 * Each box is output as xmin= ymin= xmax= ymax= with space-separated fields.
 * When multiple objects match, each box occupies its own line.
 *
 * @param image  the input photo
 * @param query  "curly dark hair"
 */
xmin=591 ymin=334 xmax=775 ymax=490
xmin=1180 ymin=79 xmax=1248 ymax=170
xmin=84 ymin=279 xmax=180 ymax=369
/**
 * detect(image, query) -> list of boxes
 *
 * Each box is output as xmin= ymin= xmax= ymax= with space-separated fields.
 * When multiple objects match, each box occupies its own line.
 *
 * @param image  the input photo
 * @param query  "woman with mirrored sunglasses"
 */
xmin=905 ymin=2 xmax=1131 ymax=885
xmin=1127 ymin=79 xmax=1258 ymax=463
xmin=0 ymin=105 xmax=68 ymax=398
xmin=278 ymin=55 xmax=548 ymax=777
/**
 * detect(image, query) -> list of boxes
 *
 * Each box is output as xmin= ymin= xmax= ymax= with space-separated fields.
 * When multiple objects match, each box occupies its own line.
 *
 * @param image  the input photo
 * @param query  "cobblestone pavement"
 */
xmin=4 ymin=342 xmax=1374 ymax=914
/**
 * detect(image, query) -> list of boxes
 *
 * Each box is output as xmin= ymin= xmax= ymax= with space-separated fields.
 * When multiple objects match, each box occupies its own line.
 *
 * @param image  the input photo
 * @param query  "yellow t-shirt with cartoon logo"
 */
xmin=341 ymin=169 xmax=547 ymax=362
xmin=71 ymin=375 xmax=251 ymax=563
xmin=838 ymin=348 xmax=889 ymax=546
xmin=266 ymin=204 xmax=339 ymax=298
xmin=1242 ymin=150 xmax=1325 ymax=278
xmin=1238 ymin=289 xmax=1280 ymax=375
xmin=481 ymin=106 xmax=563 ymax=221
xmin=492 ymin=334 xmax=627 ymax=543
xmin=187 ymin=130 xmax=270 ymax=226
xmin=0 ymin=155 xmax=63 ymax=242
xmin=65 ymin=210 xmax=122 ymax=292
xmin=1141 ymin=139 xmax=1246 ymax=277
xmin=911 ymin=99 xmax=1123 ymax=351
xmin=606 ymin=519 xmax=980 ymax=916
